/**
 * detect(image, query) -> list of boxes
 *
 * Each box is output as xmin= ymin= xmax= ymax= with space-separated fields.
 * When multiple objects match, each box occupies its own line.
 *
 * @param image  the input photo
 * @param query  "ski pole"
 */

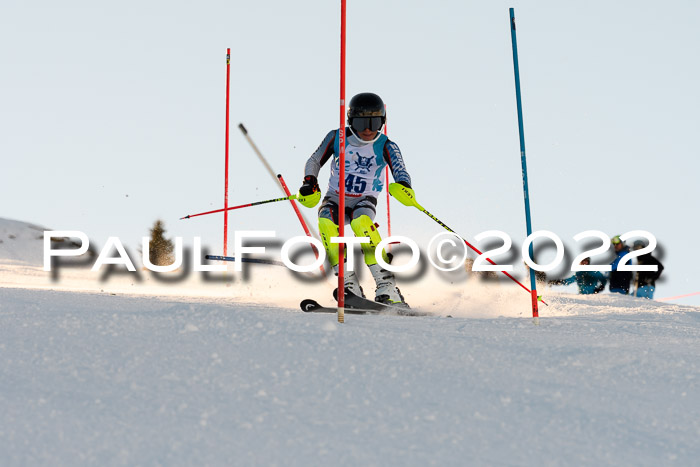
xmin=238 ymin=124 xmax=320 ymax=242
xmin=223 ymin=48 xmax=232 ymax=256
xmin=206 ymin=254 xmax=286 ymax=267
xmin=180 ymin=194 xmax=297 ymax=220
xmin=235 ymin=124 xmax=324 ymax=272
xmin=388 ymin=183 xmax=547 ymax=305
xmin=205 ymin=254 xmax=319 ymax=277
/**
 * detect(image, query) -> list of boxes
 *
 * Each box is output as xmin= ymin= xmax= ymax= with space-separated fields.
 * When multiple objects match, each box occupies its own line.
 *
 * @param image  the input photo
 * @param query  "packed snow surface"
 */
xmin=1 ymin=217 xmax=699 ymax=465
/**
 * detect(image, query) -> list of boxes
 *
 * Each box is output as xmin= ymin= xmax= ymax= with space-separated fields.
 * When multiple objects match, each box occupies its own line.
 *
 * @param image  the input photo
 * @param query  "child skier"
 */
xmin=296 ymin=92 xmax=413 ymax=307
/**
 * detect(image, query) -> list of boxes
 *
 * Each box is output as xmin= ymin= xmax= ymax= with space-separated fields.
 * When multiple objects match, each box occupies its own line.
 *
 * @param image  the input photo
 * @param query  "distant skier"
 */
xmin=609 ymin=235 xmax=633 ymax=294
xmin=632 ymin=240 xmax=664 ymax=299
xmin=548 ymin=257 xmax=607 ymax=295
xmin=296 ymin=92 xmax=412 ymax=306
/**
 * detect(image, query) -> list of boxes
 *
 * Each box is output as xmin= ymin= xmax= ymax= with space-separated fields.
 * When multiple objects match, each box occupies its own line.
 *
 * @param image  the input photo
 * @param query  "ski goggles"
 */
xmin=350 ymin=116 xmax=384 ymax=133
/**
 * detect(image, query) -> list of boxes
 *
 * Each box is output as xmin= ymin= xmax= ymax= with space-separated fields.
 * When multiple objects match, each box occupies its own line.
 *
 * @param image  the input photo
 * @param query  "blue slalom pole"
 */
xmin=509 ymin=8 xmax=540 ymax=324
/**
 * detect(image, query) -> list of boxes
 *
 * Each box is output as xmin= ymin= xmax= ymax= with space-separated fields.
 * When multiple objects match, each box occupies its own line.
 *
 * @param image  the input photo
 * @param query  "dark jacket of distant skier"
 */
xmin=634 ymin=252 xmax=664 ymax=299
xmin=609 ymin=246 xmax=633 ymax=294
xmin=554 ymin=271 xmax=607 ymax=295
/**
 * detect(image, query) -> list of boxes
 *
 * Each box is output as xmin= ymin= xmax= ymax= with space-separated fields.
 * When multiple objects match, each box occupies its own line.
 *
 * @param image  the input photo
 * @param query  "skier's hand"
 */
xmin=297 ymin=175 xmax=321 ymax=208
xmin=299 ymin=175 xmax=319 ymax=196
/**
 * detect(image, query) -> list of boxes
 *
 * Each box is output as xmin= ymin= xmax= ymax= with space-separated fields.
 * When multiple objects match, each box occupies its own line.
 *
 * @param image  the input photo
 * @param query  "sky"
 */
xmin=1 ymin=0 xmax=698 ymax=304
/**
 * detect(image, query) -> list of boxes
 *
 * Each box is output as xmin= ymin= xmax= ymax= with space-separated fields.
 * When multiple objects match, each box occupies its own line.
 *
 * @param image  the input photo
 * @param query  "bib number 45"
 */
xmin=345 ymin=174 xmax=367 ymax=194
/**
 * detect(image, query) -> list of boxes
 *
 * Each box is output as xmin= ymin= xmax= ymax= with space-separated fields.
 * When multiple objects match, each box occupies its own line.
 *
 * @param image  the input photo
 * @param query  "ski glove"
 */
xmin=299 ymin=175 xmax=319 ymax=196
xmin=297 ymin=175 xmax=321 ymax=208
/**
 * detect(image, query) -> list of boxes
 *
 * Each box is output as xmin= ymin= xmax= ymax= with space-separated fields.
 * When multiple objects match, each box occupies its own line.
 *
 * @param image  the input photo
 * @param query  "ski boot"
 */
xmin=333 ymin=264 xmax=365 ymax=298
xmin=368 ymin=263 xmax=408 ymax=307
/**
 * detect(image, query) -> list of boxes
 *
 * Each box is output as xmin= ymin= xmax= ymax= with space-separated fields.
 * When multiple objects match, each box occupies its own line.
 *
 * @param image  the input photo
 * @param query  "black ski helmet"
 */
xmin=347 ymin=93 xmax=386 ymax=132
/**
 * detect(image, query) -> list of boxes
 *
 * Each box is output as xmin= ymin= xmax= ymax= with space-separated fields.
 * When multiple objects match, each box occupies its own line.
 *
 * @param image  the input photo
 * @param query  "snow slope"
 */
xmin=1 ymin=288 xmax=699 ymax=466
xmin=0 ymin=218 xmax=49 ymax=266
xmin=1 ymin=217 xmax=699 ymax=465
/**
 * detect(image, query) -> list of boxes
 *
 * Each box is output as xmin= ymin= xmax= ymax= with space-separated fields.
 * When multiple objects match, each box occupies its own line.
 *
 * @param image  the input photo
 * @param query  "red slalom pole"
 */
xmin=337 ymin=0 xmax=347 ymax=323
xmin=657 ymin=291 xmax=700 ymax=302
xmin=383 ymin=105 xmax=391 ymax=243
xmin=223 ymin=48 xmax=231 ymax=256
xmin=277 ymin=174 xmax=325 ymax=274
xmin=278 ymin=173 xmax=316 ymax=241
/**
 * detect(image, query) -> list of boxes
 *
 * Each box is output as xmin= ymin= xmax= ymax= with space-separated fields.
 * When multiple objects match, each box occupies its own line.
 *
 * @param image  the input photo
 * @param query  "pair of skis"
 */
xmin=300 ymin=289 xmax=430 ymax=317
xmin=207 ymin=254 xmax=431 ymax=317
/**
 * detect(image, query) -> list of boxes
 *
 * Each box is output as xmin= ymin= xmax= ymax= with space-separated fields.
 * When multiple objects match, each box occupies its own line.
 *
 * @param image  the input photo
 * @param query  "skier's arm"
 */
xmin=298 ymin=130 xmax=335 ymax=208
xmin=593 ymin=271 xmax=607 ymax=293
xmin=610 ymin=254 xmax=622 ymax=271
xmin=561 ymin=275 xmax=577 ymax=286
xmin=383 ymin=139 xmax=412 ymax=188
xmin=548 ymin=274 xmax=575 ymax=286
xmin=304 ymin=130 xmax=336 ymax=178
xmin=650 ymin=257 xmax=664 ymax=282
